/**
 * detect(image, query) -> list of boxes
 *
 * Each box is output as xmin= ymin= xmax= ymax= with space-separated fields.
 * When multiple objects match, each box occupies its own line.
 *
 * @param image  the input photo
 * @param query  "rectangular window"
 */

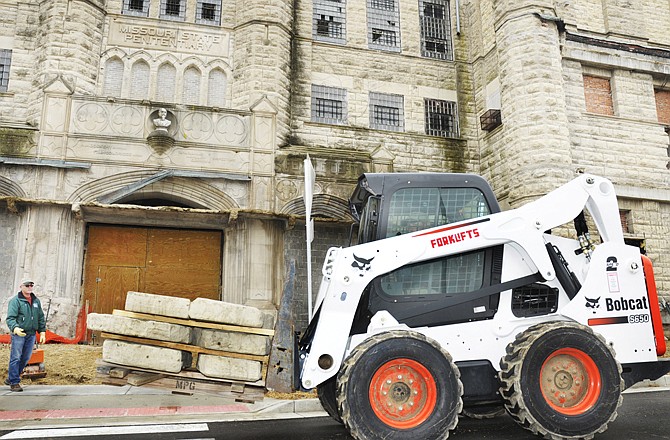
xmin=160 ymin=0 xmax=186 ymax=21
xmin=425 ymin=98 xmax=459 ymax=137
xmin=0 ymin=49 xmax=11 ymax=93
xmin=370 ymin=92 xmax=404 ymax=131
xmin=419 ymin=0 xmax=453 ymax=60
xmin=583 ymin=74 xmax=614 ymax=116
xmin=367 ymin=0 xmax=400 ymax=52
xmin=655 ymin=89 xmax=670 ymax=125
xmin=313 ymin=0 xmax=346 ymax=43
xmin=122 ymin=0 xmax=149 ymax=16
xmin=196 ymin=0 xmax=222 ymax=25
xmin=312 ymin=85 xmax=347 ymax=125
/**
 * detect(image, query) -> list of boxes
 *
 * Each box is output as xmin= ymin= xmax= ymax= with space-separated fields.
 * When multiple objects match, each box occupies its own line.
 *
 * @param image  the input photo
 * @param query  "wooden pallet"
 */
xmin=96 ymin=360 xmax=265 ymax=402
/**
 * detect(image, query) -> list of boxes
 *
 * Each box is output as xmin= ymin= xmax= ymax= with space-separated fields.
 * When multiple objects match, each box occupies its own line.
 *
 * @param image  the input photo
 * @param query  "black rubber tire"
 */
xmin=499 ymin=321 xmax=623 ymax=440
xmin=461 ymin=404 xmax=506 ymax=419
xmin=317 ymin=375 xmax=343 ymax=424
xmin=337 ymin=330 xmax=463 ymax=440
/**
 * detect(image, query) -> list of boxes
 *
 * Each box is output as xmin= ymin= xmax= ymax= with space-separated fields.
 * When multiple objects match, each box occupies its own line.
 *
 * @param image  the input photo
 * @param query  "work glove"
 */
xmin=39 ymin=332 xmax=46 ymax=345
xmin=13 ymin=327 xmax=26 ymax=337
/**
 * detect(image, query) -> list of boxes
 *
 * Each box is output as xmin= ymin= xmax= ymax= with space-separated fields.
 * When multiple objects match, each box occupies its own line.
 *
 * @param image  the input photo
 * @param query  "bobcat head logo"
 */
xmin=351 ymin=254 xmax=374 ymax=276
xmin=585 ymin=296 xmax=600 ymax=313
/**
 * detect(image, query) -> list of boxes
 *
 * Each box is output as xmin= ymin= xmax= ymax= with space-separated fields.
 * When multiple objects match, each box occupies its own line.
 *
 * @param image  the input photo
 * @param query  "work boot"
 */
xmin=10 ymin=384 xmax=23 ymax=392
xmin=3 ymin=378 xmax=9 ymax=386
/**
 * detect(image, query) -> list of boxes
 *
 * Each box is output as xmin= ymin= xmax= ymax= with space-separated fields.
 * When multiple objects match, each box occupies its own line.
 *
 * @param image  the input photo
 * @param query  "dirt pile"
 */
xmin=0 ymin=343 xmax=102 ymax=385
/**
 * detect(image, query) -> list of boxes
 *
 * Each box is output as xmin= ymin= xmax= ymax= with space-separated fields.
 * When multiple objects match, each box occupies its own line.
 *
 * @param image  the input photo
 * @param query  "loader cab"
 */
xmin=349 ymin=173 xmax=504 ymax=328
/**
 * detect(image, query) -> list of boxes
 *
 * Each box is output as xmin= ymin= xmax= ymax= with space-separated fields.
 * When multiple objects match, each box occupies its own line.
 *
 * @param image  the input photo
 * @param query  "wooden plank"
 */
xmin=96 ymin=365 xmax=265 ymax=401
xmin=111 ymin=309 xmax=275 ymax=336
xmin=96 ymin=359 xmax=266 ymax=387
xmin=127 ymin=372 xmax=165 ymax=386
xmin=100 ymin=332 xmax=269 ymax=363
xmin=109 ymin=367 xmax=129 ymax=378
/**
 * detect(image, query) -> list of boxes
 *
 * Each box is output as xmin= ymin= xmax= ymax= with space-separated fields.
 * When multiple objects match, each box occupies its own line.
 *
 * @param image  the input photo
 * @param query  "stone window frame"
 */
xmin=160 ymin=0 xmax=186 ymax=22
xmin=369 ymin=92 xmax=404 ymax=132
xmin=425 ymin=98 xmax=458 ymax=137
xmin=122 ymin=0 xmax=150 ymax=16
xmin=196 ymin=0 xmax=222 ymax=26
xmin=419 ymin=0 xmax=453 ymax=61
xmin=655 ymin=88 xmax=670 ymax=125
xmin=0 ymin=49 xmax=12 ymax=93
xmin=313 ymin=0 xmax=346 ymax=44
xmin=367 ymin=0 xmax=401 ymax=52
xmin=311 ymin=84 xmax=348 ymax=125
xmin=583 ymin=72 xmax=615 ymax=116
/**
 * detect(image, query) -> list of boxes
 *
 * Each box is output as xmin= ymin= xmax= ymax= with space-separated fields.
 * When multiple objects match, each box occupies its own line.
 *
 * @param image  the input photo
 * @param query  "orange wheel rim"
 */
xmin=539 ymin=347 xmax=602 ymax=415
xmin=368 ymin=358 xmax=437 ymax=429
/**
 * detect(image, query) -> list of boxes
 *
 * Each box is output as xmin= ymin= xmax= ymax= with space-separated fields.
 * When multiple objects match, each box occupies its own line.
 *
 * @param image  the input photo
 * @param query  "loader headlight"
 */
xmin=318 ymin=354 xmax=334 ymax=370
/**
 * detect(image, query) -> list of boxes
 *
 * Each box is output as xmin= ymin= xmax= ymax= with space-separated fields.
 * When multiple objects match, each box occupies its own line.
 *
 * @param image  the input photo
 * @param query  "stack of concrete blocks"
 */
xmin=88 ymin=291 xmax=274 ymax=382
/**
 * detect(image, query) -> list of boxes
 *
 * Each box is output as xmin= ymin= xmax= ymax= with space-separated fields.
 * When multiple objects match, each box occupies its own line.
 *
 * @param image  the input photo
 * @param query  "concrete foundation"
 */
xmin=192 ymin=328 xmax=270 ymax=356
xmin=189 ymin=298 xmax=265 ymax=328
xmin=102 ymin=339 xmax=191 ymax=373
xmin=197 ymin=353 xmax=262 ymax=382
xmin=87 ymin=313 xmax=191 ymax=344
xmin=125 ymin=291 xmax=191 ymax=319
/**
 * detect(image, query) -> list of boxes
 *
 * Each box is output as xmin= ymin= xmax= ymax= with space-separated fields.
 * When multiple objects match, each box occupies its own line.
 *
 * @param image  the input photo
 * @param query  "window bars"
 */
xmin=313 ymin=0 xmax=346 ymax=44
xmin=197 ymin=0 xmax=222 ymax=25
xmin=312 ymin=85 xmax=347 ymax=125
xmin=123 ymin=0 xmax=149 ymax=16
xmin=425 ymin=98 xmax=458 ymax=137
xmin=370 ymin=92 xmax=404 ymax=131
xmin=0 ymin=49 xmax=11 ymax=93
xmin=419 ymin=0 xmax=453 ymax=60
xmin=367 ymin=0 xmax=401 ymax=52
xmin=161 ymin=0 xmax=186 ymax=21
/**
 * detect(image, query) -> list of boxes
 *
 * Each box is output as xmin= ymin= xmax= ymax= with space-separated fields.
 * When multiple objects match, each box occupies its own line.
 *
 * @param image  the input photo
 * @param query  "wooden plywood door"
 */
xmin=83 ymin=225 xmax=222 ymax=316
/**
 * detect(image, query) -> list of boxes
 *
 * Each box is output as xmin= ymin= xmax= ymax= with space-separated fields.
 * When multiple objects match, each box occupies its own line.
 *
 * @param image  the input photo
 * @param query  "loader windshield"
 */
xmin=385 ymin=187 xmax=490 ymax=237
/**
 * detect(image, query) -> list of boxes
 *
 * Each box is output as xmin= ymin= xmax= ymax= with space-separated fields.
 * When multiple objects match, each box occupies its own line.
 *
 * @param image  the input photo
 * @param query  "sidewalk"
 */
xmin=0 ymin=384 xmax=327 ymax=431
xmin=0 ymin=375 xmax=668 ymax=432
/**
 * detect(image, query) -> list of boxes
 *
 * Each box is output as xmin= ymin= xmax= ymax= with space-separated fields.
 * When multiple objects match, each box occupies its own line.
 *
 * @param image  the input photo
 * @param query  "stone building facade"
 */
xmin=0 ymin=0 xmax=669 ymax=337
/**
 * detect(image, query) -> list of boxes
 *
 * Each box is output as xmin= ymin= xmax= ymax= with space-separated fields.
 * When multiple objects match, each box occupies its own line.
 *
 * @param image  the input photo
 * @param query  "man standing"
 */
xmin=6 ymin=279 xmax=46 ymax=392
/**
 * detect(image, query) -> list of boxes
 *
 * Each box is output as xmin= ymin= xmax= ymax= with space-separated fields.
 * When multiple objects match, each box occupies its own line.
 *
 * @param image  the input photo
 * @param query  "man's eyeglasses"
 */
xmin=23 ymin=283 xmax=34 ymax=287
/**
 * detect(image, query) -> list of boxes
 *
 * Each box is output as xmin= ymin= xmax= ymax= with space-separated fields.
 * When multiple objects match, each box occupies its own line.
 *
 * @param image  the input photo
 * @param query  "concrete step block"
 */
xmin=88 ymin=313 xmax=191 ymax=344
xmin=125 ymin=291 xmax=190 ymax=319
xmin=192 ymin=328 xmax=270 ymax=356
xmin=189 ymin=298 xmax=265 ymax=328
xmin=102 ymin=339 xmax=191 ymax=374
xmin=197 ymin=353 xmax=262 ymax=382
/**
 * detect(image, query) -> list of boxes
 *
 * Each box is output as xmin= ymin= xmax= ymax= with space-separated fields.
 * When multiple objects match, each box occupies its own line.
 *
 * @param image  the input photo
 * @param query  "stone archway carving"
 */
xmin=281 ymin=194 xmax=353 ymax=221
xmin=68 ymin=170 xmax=240 ymax=211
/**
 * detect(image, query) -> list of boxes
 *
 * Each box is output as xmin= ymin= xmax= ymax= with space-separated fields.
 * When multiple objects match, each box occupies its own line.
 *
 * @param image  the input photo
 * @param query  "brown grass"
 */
xmin=0 ymin=343 xmax=315 ymax=399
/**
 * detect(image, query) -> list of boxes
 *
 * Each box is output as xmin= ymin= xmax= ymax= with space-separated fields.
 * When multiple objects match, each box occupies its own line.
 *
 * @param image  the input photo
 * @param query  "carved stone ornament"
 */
xmin=147 ymin=108 xmax=175 ymax=155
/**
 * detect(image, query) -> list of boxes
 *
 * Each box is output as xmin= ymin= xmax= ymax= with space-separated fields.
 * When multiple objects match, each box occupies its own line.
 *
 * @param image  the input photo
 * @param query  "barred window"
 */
xmin=425 ymin=98 xmax=458 ymax=137
xmin=197 ymin=0 xmax=222 ymax=25
xmin=419 ymin=0 xmax=453 ymax=60
xmin=160 ymin=0 xmax=185 ymax=21
xmin=313 ymin=0 xmax=346 ymax=44
xmin=0 ymin=49 xmax=11 ymax=93
xmin=312 ymin=85 xmax=347 ymax=125
xmin=367 ymin=0 xmax=400 ymax=52
xmin=370 ymin=92 xmax=404 ymax=131
xmin=122 ymin=0 xmax=149 ymax=16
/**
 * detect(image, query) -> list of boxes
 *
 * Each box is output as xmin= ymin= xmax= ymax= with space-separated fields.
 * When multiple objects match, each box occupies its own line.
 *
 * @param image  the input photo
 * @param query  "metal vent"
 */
xmin=511 ymin=283 xmax=558 ymax=317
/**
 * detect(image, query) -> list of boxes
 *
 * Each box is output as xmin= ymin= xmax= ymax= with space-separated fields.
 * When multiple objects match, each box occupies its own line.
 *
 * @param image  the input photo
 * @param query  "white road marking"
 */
xmin=0 ymin=423 xmax=209 ymax=438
